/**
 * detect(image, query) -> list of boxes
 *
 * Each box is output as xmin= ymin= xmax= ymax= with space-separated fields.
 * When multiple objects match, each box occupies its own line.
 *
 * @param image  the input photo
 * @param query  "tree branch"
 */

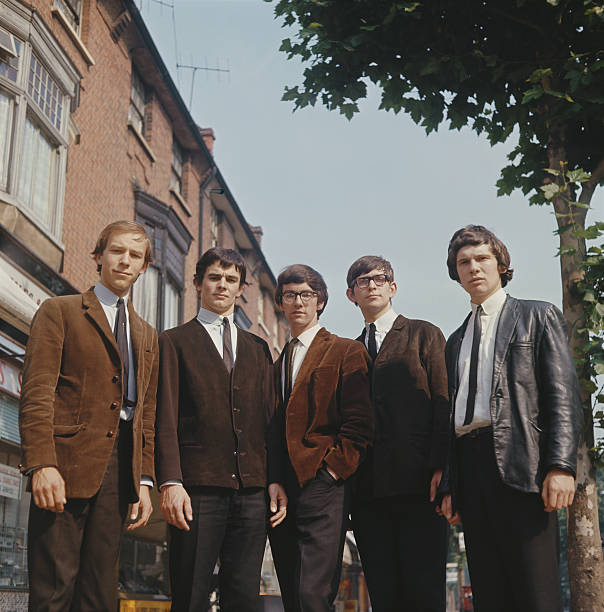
xmin=579 ymin=156 xmax=604 ymax=205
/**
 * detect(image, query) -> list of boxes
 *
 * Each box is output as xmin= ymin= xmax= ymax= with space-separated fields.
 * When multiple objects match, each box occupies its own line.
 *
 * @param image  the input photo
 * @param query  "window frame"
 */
xmin=0 ymin=13 xmax=77 ymax=243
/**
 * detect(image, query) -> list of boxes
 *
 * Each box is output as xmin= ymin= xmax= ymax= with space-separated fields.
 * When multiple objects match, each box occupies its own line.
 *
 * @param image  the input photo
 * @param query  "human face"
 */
xmin=346 ymin=269 xmax=397 ymax=323
xmin=95 ymin=231 xmax=149 ymax=297
xmin=195 ymin=263 xmax=243 ymax=316
xmin=280 ymin=282 xmax=324 ymax=337
xmin=456 ymin=243 xmax=505 ymax=304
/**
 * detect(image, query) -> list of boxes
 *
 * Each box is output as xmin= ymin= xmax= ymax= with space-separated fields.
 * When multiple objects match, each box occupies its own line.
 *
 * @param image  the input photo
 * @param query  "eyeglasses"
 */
xmin=281 ymin=291 xmax=318 ymax=304
xmin=354 ymin=274 xmax=390 ymax=289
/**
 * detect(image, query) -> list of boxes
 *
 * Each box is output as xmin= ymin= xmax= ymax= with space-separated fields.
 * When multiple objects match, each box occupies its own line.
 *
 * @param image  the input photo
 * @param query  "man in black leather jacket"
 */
xmin=439 ymin=225 xmax=582 ymax=612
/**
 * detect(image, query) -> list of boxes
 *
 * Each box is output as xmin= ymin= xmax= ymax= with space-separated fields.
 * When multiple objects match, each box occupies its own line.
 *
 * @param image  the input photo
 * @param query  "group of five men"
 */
xmin=19 ymin=220 xmax=582 ymax=611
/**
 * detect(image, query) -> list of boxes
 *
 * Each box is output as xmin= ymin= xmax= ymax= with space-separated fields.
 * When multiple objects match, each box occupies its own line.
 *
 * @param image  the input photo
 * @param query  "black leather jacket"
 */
xmin=444 ymin=295 xmax=582 ymax=497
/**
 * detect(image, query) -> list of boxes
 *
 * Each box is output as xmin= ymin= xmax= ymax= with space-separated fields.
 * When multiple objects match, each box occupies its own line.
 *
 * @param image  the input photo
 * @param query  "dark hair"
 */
xmin=91 ymin=220 xmax=153 ymax=273
xmin=194 ymin=247 xmax=247 ymax=286
xmin=346 ymin=255 xmax=394 ymax=289
xmin=275 ymin=264 xmax=328 ymax=317
xmin=447 ymin=225 xmax=514 ymax=287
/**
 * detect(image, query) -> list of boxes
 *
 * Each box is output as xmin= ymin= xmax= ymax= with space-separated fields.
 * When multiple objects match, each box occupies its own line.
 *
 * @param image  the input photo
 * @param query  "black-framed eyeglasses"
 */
xmin=354 ymin=274 xmax=391 ymax=289
xmin=282 ymin=291 xmax=318 ymax=304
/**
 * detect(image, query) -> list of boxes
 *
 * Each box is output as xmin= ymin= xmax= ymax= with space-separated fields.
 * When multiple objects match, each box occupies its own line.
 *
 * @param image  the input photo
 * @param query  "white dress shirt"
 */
xmin=364 ymin=308 xmax=398 ymax=353
xmin=281 ymin=324 xmax=322 ymax=398
xmin=196 ymin=306 xmax=237 ymax=364
xmin=455 ymin=288 xmax=507 ymax=436
xmin=94 ymin=283 xmax=136 ymax=421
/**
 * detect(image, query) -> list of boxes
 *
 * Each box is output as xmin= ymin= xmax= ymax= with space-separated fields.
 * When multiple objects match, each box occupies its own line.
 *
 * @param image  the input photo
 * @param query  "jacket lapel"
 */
xmin=451 ymin=314 xmax=471 ymax=389
xmin=128 ymin=301 xmax=144 ymax=390
xmin=288 ymin=328 xmax=331 ymax=406
xmin=82 ymin=289 xmax=120 ymax=364
xmin=376 ymin=315 xmax=407 ymax=364
xmin=491 ymin=295 xmax=518 ymax=390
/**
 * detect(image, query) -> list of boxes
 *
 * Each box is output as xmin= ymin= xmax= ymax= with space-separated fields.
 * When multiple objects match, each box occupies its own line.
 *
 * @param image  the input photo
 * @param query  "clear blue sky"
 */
xmin=139 ymin=0 xmax=603 ymax=338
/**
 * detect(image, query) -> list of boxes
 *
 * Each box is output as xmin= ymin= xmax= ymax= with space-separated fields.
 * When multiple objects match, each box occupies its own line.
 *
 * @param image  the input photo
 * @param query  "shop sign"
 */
xmin=0 ymin=360 xmax=21 ymax=397
xmin=0 ymin=255 xmax=51 ymax=312
xmin=0 ymin=463 xmax=20 ymax=499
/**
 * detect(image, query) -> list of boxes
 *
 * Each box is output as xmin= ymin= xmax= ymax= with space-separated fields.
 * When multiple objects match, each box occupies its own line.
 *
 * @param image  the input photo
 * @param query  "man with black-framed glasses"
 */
xmin=269 ymin=264 xmax=373 ymax=612
xmin=345 ymin=255 xmax=450 ymax=612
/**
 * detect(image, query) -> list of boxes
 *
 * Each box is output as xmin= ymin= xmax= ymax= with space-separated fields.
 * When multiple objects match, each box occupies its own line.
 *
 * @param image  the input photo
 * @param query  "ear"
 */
xmin=235 ymin=284 xmax=244 ymax=299
xmin=388 ymin=281 xmax=398 ymax=298
xmin=316 ymin=301 xmax=325 ymax=314
xmin=346 ymin=287 xmax=358 ymax=305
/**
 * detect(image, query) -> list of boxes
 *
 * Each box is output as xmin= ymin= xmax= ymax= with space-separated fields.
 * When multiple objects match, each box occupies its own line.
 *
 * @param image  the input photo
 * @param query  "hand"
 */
xmin=436 ymin=494 xmax=462 ymax=526
xmin=127 ymin=485 xmax=153 ymax=530
xmin=542 ymin=469 xmax=575 ymax=512
xmin=430 ymin=469 xmax=443 ymax=502
xmin=161 ymin=484 xmax=193 ymax=530
xmin=268 ymin=483 xmax=288 ymax=527
xmin=32 ymin=467 xmax=66 ymax=513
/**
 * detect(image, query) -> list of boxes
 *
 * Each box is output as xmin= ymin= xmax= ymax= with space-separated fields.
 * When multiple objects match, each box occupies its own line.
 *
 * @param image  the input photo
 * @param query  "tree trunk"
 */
xmin=548 ymin=146 xmax=604 ymax=610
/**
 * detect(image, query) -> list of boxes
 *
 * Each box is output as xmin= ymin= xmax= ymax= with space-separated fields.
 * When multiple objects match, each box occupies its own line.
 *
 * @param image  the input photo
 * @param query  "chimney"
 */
xmin=249 ymin=225 xmax=263 ymax=247
xmin=199 ymin=127 xmax=215 ymax=156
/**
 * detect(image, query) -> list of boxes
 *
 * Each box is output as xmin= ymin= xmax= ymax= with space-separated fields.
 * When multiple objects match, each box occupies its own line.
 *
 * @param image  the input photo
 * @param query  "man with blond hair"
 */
xmin=20 ymin=220 xmax=159 ymax=611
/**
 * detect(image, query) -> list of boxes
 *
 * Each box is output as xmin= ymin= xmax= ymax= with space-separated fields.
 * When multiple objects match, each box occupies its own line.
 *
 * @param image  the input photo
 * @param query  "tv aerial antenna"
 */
xmin=177 ymin=59 xmax=231 ymax=110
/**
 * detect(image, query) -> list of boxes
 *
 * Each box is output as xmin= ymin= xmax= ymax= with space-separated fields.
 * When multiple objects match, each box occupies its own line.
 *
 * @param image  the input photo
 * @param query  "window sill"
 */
xmin=51 ymin=7 xmax=95 ymax=66
xmin=128 ymin=122 xmax=156 ymax=162
xmin=170 ymin=187 xmax=192 ymax=217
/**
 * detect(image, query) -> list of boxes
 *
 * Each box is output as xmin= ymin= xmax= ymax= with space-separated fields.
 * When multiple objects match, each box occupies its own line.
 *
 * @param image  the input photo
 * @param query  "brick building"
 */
xmin=0 ymin=0 xmax=286 ymax=607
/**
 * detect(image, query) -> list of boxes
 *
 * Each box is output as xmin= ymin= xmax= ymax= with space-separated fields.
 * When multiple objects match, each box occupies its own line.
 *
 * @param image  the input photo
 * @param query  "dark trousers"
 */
xmin=269 ymin=466 xmax=349 ymax=612
xmin=168 ymin=486 xmax=267 ymax=612
xmin=28 ymin=419 xmax=134 ymax=612
xmin=458 ymin=429 xmax=563 ymax=612
xmin=351 ymin=496 xmax=448 ymax=612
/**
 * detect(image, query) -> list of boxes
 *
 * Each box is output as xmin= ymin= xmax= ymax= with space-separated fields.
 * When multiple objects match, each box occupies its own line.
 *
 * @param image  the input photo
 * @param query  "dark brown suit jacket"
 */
xmin=276 ymin=328 xmax=373 ymax=487
xmin=19 ymin=289 xmax=159 ymax=500
xmin=355 ymin=315 xmax=449 ymax=500
xmin=155 ymin=318 xmax=279 ymax=489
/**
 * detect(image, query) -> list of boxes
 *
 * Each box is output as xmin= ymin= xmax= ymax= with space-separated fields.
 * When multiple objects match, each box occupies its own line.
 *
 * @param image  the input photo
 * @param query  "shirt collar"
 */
xmin=290 ymin=323 xmax=322 ymax=349
xmin=472 ymin=288 xmax=507 ymax=316
xmin=197 ymin=306 xmax=234 ymax=326
xmin=94 ymin=282 xmax=127 ymax=307
xmin=366 ymin=308 xmax=397 ymax=334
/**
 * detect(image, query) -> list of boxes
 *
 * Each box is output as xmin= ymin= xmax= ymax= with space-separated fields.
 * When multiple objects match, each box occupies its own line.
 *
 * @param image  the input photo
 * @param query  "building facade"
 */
xmin=0 ymin=0 xmax=286 ymax=607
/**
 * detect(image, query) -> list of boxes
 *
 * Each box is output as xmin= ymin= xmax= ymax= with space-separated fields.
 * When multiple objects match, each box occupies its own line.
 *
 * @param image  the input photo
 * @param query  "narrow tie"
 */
xmin=223 ymin=318 xmax=233 ymax=372
xmin=463 ymin=305 xmax=483 ymax=426
xmin=283 ymin=337 xmax=299 ymax=405
xmin=114 ymin=298 xmax=129 ymax=402
xmin=367 ymin=323 xmax=378 ymax=361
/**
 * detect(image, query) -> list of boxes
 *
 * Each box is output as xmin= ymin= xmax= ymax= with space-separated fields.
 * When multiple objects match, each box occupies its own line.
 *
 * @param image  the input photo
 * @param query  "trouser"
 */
xmin=351 ymin=495 xmax=448 ymax=611
xmin=457 ymin=428 xmax=563 ymax=612
xmin=270 ymin=463 xmax=349 ymax=612
xmin=28 ymin=419 xmax=134 ymax=612
xmin=168 ymin=486 xmax=267 ymax=612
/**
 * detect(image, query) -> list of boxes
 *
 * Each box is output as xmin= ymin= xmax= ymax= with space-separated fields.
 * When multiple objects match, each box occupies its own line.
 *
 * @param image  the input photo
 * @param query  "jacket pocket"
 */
xmin=53 ymin=423 xmax=85 ymax=437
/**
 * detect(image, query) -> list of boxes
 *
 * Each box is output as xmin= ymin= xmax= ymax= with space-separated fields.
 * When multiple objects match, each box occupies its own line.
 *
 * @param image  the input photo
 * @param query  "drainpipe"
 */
xmin=197 ymin=164 xmax=217 ymax=310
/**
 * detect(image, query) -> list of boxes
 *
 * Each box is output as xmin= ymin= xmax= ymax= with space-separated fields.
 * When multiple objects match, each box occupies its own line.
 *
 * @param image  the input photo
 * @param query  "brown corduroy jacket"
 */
xmin=276 ymin=327 xmax=373 ymax=487
xmin=354 ymin=315 xmax=450 ymax=500
xmin=19 ymin=289 xmax=159 ymax=500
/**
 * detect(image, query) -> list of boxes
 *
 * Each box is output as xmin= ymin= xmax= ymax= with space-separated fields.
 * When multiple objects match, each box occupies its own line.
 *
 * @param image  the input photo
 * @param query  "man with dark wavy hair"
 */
xmin=269 ymin=264 xmax=373 ymax=612
xmin=439 ymin=225 xmax=582 ymax=612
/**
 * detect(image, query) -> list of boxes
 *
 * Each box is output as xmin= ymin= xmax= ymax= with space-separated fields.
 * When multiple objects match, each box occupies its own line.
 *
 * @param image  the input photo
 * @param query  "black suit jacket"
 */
xmin=445 ymin=295 xmax=582 ymax=496
xmin=355 ymin=315 xmax=449 ymax=500
xmin=155 ymin=319 xmax=280 ymax=489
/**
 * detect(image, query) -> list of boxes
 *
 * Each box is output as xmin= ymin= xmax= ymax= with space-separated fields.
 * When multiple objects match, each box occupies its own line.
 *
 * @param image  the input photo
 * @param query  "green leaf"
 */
xmin=540 ymin=183 xmax=560 ymax=199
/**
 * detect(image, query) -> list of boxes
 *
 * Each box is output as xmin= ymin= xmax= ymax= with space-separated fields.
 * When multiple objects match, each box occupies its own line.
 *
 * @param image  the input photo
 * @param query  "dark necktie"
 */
xmin=463 ymin=305 xmax=483 ymax=426
xmin=367 ymin=323 xmax=378 ymax=360
xmin=223 ymin=318 xmax=233 ymax=372
xmin=283 ymin=337 xmax=299 ymax=405
xmin=114 ymin=298 xmax=129 ymax=402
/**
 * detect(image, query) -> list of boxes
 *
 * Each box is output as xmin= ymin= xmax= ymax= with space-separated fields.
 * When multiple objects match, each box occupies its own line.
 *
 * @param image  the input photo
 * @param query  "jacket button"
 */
xmin=110 ymin=402 xmax=119 ymax=410
xmin=107 ymin=430 xmax=115 ymax=438
xmin=112 ymin=375 xmax=119 ymax=383
xmin=231 ymin=474 xmax=236 ymax=479
xmin=233 ymin=451 xmax=238 ymax=456
xmin=236 ymin=428 xmax=242 ymax=434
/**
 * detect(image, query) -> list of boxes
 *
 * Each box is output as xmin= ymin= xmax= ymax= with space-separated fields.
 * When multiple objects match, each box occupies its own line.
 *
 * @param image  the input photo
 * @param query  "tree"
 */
xmin=270 ymin=0 xmax=604 ymax=608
